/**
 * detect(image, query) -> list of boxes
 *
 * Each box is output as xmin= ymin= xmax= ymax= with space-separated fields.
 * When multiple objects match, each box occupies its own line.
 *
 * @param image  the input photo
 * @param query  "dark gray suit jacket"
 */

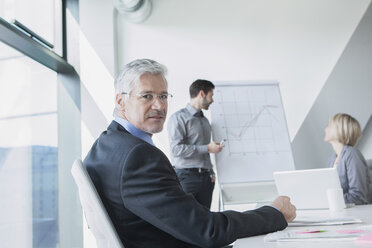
xmin=84 ymin=121 xmax=287 ymax=248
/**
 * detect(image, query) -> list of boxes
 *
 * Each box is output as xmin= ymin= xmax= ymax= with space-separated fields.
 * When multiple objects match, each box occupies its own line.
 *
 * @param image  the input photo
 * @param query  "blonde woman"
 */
xmin=324 ymin=113 xmax=372 ymax=205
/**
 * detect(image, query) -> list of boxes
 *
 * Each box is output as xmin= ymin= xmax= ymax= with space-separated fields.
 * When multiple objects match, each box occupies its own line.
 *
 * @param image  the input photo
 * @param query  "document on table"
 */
xmin=265 ymin=225 xmax=372 ymax=242
xmin=289 ymin=216 xmax=362 ymax=227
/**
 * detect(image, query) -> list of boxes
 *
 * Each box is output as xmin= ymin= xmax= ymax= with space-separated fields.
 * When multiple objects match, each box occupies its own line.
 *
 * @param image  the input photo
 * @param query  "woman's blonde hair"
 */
xmin=329 ymin=113 xmax=362 ymax=146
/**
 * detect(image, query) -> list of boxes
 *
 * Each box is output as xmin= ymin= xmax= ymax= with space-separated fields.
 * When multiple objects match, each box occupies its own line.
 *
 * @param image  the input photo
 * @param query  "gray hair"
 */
xmin=113 ymin=58 xmax=168 ymax=116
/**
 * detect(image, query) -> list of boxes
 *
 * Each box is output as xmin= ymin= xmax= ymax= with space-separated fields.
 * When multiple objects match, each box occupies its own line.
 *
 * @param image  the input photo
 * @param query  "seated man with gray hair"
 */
xmin=84 ymin=58 xmax=296 ymax=248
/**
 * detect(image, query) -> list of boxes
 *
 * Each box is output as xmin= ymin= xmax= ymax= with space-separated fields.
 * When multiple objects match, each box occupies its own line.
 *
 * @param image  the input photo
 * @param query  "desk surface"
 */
xmin=233 ymin=204 xmax=372 ymax=248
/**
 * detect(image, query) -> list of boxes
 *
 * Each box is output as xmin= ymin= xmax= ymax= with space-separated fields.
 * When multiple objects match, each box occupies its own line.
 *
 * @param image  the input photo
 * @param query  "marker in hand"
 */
xmin=220 ymin=139 xmax=226 ymax=145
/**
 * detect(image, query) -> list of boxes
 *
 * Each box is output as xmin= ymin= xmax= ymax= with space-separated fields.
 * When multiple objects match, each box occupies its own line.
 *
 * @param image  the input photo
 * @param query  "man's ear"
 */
xmin=116 ymin=93 xmax=125 ymax=112
xmin=199 ymin=90 xmax=205 ymax=98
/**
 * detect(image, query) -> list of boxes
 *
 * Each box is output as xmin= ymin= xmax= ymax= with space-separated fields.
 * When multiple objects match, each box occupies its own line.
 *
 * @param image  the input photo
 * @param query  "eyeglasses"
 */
xmin=121 ymin=92 xmax=173 ymax=103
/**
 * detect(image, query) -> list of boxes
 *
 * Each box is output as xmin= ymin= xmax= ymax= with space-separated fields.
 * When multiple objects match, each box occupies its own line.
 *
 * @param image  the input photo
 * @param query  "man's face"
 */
xmin=201 ymin=90 xmax=214 ymax=110
xmin=120 ymin=73 xmax=168 ymax=134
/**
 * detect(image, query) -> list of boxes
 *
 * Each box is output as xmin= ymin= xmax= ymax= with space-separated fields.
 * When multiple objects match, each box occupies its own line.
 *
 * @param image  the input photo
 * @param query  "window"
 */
xmin=0 ymin=41 xmax=59 ymax=247
xmin=0 ymin=0 xmax=63 ymax=55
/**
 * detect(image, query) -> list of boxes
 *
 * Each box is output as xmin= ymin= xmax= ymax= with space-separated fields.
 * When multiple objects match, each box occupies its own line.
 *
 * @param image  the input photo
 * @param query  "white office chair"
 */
xmin=71 ymin=159 xmax=124 ymax=248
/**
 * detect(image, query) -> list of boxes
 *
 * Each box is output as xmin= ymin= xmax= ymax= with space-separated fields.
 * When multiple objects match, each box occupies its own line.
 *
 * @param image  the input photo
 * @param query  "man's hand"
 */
xmin=271 ymin=196 xmax=296 ymax=223
xmin=208 ymin=141 xmax=225 ymax=153
xmin=210 ymin=175 xmax=216 ymax=183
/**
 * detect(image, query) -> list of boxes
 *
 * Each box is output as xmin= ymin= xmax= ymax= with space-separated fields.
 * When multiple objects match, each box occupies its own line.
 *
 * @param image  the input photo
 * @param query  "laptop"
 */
xmin=273 ymin=168 xmax=344 ymax=210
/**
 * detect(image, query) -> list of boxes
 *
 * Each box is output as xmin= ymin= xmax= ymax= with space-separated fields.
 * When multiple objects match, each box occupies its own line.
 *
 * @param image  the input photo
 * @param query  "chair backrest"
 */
xmin=71 ymin=159 xmax=124 ymax=248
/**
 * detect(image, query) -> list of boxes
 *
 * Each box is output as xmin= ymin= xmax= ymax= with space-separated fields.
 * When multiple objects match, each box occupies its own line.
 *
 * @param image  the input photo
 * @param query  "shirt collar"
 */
xmin=186 ymin=103 xmax=203 ymax=117
xmin=114 ymin=117 xmax=154 ymax=146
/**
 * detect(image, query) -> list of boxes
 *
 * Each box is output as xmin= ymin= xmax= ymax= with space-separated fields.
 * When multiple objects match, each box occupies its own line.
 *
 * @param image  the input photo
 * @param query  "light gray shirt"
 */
xmin=167 ymin=104 xmax=213 ymax=171
xmin=328 ymin=145 xmax=372 ymax=205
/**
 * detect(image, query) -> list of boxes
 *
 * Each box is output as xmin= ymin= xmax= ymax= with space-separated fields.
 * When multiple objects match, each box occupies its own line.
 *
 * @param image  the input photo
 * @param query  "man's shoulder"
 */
xmin=86 ymin=126 xmax=161 ymax=167
xmin=169 ymin=107 xmax=190 ymax=122
xmin=106 ymin=128 xmax=148 ymax=147
xmin=171 ymin=107 xmax=188 ymax=116
xmin=93 ymin=122 xmax=147 ymax=152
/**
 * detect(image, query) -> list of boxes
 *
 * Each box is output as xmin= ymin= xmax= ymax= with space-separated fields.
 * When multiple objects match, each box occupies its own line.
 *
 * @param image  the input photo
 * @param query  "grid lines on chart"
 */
xmin=216 ymin=87 xmax=286 ymax=156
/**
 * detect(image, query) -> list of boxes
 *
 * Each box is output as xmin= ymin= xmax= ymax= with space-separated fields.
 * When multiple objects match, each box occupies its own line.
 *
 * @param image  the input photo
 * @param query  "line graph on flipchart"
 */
xmin=212 ymin=86 xmax=291 ymax=156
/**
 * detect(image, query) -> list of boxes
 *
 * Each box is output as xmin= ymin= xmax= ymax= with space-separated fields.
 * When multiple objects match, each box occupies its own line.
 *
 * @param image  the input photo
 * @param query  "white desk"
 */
xmin=233 ymin=205 xmax=372 ymax=248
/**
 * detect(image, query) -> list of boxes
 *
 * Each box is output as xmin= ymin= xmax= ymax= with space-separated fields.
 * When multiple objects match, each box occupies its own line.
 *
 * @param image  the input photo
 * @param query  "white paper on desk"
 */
xmin=264 ymin=225 xmax=372 ymax=242
xmin=277 ymin=237 xmax=357 ymax=243
xmin=289 ymin=216 xmax=362 ymax=226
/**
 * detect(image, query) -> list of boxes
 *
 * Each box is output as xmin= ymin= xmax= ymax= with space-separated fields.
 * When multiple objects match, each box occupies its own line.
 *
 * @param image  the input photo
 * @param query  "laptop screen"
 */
xmin=274 ymin=168 xmax=344 ymax=210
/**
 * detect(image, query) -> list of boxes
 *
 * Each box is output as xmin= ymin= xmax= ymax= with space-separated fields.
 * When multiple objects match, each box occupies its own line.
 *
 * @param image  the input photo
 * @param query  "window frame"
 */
xmin=0 ymin=17 xmax=73 ymax=73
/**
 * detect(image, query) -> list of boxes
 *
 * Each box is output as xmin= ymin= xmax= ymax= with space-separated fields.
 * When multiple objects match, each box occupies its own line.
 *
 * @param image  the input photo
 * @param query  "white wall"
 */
xmin=78 ymin=0 xmax=115 ymax=157
xmin=116 ymin=0 xmax=370 ymax=156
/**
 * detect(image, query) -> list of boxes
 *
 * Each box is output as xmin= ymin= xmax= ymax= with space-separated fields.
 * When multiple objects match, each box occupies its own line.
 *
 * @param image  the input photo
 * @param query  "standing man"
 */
xmin=168 ymin=79 xmax=223 ymax=209
xmin=84 ymin=59 xmax=296 ymax=248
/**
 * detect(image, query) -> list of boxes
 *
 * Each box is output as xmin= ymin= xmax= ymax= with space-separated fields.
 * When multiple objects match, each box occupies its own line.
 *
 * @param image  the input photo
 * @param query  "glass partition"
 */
xmin=0 ymin=41 xmax=59 ymax=248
